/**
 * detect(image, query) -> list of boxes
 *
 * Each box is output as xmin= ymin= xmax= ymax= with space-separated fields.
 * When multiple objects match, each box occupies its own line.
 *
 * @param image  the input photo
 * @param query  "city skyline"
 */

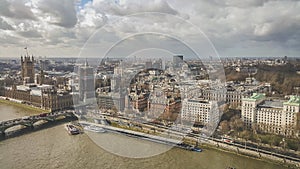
xmin=0 ymin=0 xmax=299 ymax=58
xmin=1 ymin=45 xmax=300 ymax=168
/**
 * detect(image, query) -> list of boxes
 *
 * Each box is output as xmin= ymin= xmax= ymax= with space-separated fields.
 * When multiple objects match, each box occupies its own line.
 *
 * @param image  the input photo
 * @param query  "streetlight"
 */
xmin=280 ymin=138 xmax=286 ymax=163
xmin=282 ymin=138 xmax=286 ymax=150
xmin=257 ymin=137 xmax=262 ymax=157
xmin=254 ymin=129 xmax=261 ymax=153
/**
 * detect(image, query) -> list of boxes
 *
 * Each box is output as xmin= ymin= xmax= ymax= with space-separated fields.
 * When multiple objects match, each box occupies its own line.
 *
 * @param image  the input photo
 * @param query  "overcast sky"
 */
xmin=0 ymin=0 xmax=299 ymax=58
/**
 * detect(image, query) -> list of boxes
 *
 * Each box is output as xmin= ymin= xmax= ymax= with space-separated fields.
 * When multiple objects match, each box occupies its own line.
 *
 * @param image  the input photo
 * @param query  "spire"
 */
xmin=85 ymin=58 xmax=89 ymax=67
xmin=40 ymin=60 xmax=44 ymax=85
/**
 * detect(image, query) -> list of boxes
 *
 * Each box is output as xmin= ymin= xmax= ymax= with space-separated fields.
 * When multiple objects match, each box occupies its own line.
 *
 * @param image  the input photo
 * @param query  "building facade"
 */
xmin=79 ymin=61 xmax=95 ymax=102
xmin=41 ymin=88 xmax=76 ymax=111
xmin=21 ymin=56 xmax=35 ymax=83
xmin=4 ymin=84 xmax=41 ymax=107
xmin=97 ymin=92 xmax=125 ymax=112
xmin=242 ymin=93 xmax=300 ymax=137
xmin=181 ymin=98 xmax=219 ymax=126
xmin=0 ymin=56 xmax=76 ymax=111
xmin=173 ymin=55 xmax=184 ymax=68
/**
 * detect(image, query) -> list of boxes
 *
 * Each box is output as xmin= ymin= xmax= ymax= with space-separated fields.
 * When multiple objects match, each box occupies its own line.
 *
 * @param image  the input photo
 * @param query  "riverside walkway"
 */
xmin=79 ymin=121 xmax=183 ymax=146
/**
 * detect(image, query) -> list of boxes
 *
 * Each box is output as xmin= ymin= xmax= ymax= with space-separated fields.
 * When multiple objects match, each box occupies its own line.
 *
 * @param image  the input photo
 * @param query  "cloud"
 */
xmin=168 ymin=0 xmax=300 ymax=56
xmin=35 ymin=0 xmax=77 ymax=28
xmin=18 ymin=30 xmax=42 ymax=38
xmin=213 ymin=0 xmax=267 ymax=8
xmin=0 ymin=17 xmax=14 ymax=30
xmin=250 ymin=1 xmax=300 ymax=42
xmin=0 ymin=0 xmax=299 ymax=57
xmin=0 ymin=31 xmax=21 ymax=46
xmin=93 ymin=0 xmax=179 ymax=16
xmin=0 ymin=0 xmax=37 ymax=20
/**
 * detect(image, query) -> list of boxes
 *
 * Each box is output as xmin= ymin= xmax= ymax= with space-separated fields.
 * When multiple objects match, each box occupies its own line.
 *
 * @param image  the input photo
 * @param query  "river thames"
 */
xmin=0 ymin=102 xmax=291 ymax=169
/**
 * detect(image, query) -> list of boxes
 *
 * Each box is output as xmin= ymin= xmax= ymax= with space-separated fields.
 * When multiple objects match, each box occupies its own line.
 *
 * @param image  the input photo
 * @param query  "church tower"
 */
xmin=21 ymin=55 xmax=35 ymax=84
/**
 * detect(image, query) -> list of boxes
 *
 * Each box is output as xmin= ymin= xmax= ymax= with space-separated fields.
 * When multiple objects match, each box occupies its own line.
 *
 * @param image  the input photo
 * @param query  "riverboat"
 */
xmin=65 ymin=124 xmax=80 ymax=135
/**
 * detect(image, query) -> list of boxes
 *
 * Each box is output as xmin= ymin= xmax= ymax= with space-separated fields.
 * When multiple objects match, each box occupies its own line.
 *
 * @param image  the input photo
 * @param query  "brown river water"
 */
xmin=0 ymin=102 xmax=290 ymax=169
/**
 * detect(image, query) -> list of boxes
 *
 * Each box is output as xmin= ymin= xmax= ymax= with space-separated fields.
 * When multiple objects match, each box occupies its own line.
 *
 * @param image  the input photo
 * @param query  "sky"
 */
xmin=0 ymin=0 xmax=299 ymax=58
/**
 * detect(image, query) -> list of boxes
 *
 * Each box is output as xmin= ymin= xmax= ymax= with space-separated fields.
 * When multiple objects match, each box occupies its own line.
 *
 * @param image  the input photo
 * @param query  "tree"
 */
xmin=230 ymin=115 xmax=244 ymax=132
xmin=240 ymin=130 xmax=252 ymax=140
xmin=220 ymin=120 xmax=230 ymax=134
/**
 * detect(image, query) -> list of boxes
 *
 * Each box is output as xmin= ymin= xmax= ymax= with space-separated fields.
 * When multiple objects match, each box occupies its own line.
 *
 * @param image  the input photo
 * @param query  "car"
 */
xmin=39 ymin=113 xmax=48 ymax=117
xmin=223 ymin=138 xmax=234 ymax=143
xmin=191 ymin=147 xmax=202 ymax=152
xmin=22 ymin=116 xmax=31 ymax=120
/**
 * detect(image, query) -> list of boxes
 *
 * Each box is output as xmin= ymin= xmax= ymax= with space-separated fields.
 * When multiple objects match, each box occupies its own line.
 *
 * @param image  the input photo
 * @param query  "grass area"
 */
xmin=0 ymin=99 xmax=48 ymax=115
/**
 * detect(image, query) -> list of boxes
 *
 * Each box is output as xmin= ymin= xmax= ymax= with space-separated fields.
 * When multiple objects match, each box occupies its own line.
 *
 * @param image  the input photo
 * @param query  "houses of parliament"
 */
xmin=0 ymin=56 xmax=77 ymax=111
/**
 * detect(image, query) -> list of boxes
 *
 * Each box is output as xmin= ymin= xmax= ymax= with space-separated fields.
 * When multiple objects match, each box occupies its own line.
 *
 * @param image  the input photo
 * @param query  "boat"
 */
xmin=176 ymin=143 xmax=194 ymax=151
xmin=65 ymin=124 xmax=80 ymax=135
xmin=191 ymin=147 xmax=202 ymax=152
xmin=84 ymin=125 xmax=106 ymax=133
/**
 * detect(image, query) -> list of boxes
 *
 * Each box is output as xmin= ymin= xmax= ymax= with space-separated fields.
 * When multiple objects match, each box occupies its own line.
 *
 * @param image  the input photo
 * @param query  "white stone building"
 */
xmin=242 ymin=93 xmax=300 ymax=136
xmin=181 ymin=98 xmax=220 ymax=127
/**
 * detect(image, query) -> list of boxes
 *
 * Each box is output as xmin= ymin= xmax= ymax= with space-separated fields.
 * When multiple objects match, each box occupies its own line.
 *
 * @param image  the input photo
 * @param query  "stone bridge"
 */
xmin=0 ymin=110 xmax=76 ymax=135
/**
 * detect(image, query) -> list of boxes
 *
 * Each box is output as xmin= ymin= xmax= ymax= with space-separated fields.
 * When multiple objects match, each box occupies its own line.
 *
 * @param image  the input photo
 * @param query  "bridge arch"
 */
xmin=3 ymin=124 xmax=29 ymax=133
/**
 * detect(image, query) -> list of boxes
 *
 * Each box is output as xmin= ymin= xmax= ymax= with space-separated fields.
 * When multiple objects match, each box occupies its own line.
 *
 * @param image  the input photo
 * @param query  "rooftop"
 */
xmin=185 ymin=98 xmax=210 ymax=104
xmin=251 ymin=93 xmax=265 ymax=100
xmin=284 ymin=96 xmax=300 ymax=106
xmin=258 ymin=100 xmax=283 ymax=109
xmin=242 ymin=93 xmax=265 ymax=101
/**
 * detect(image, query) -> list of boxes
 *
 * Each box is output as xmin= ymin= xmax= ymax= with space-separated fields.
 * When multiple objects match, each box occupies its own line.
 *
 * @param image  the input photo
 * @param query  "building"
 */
xmin=41 ymin=87 xmax=76 ymax=111
xmin=200 ymin=87 xmax=246 ymax=108
xmin=145 ymin=61 xmax=152 ymax=69
xmin=97 ymin=92 xmax=125 ymax=112
xmin=241 ymin=93 xmax=266 ymax=128
xmin=153 ymin=59 xmax=163 ymax=70
xmin=129 ymin=94 xmax=148 ymax=112
xmin=0 ymin=78 xmax=5 ymax=96
xmin=201 ymin=88 xmax=226 ymax=103
xmin=79 ymin=60 xmax=95 ymax=102
xmin=4 ymin=84 xmax=76 ymax=111
xmin=181 ymin=98 xmax=220 ymax=127
xmin=226 ymin=90 xmax=244 ymax=108
xmin=148 ymin=90 xmax=167 ymax=118
xmin=110 ymin=75 xmax=121 ymax=92
xmin=199 ymin=79 xmax=270 ymax=109
xmin=173 ymin=55 xmax=184 ymax=67
xmin=242 ymin=93 xmax=300 ymax=136
xmin=0 ymin=56 xmax=76 ymax=111
xmin=4 ymin=84 xmax=42 ymax=107
xmin=21 ymin=56 xmax=35 ymax=83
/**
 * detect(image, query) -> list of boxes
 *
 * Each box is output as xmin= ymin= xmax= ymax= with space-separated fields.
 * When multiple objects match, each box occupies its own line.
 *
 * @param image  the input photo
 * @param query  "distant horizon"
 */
xmin=0 ymin=55 xmax=299 ymax=60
